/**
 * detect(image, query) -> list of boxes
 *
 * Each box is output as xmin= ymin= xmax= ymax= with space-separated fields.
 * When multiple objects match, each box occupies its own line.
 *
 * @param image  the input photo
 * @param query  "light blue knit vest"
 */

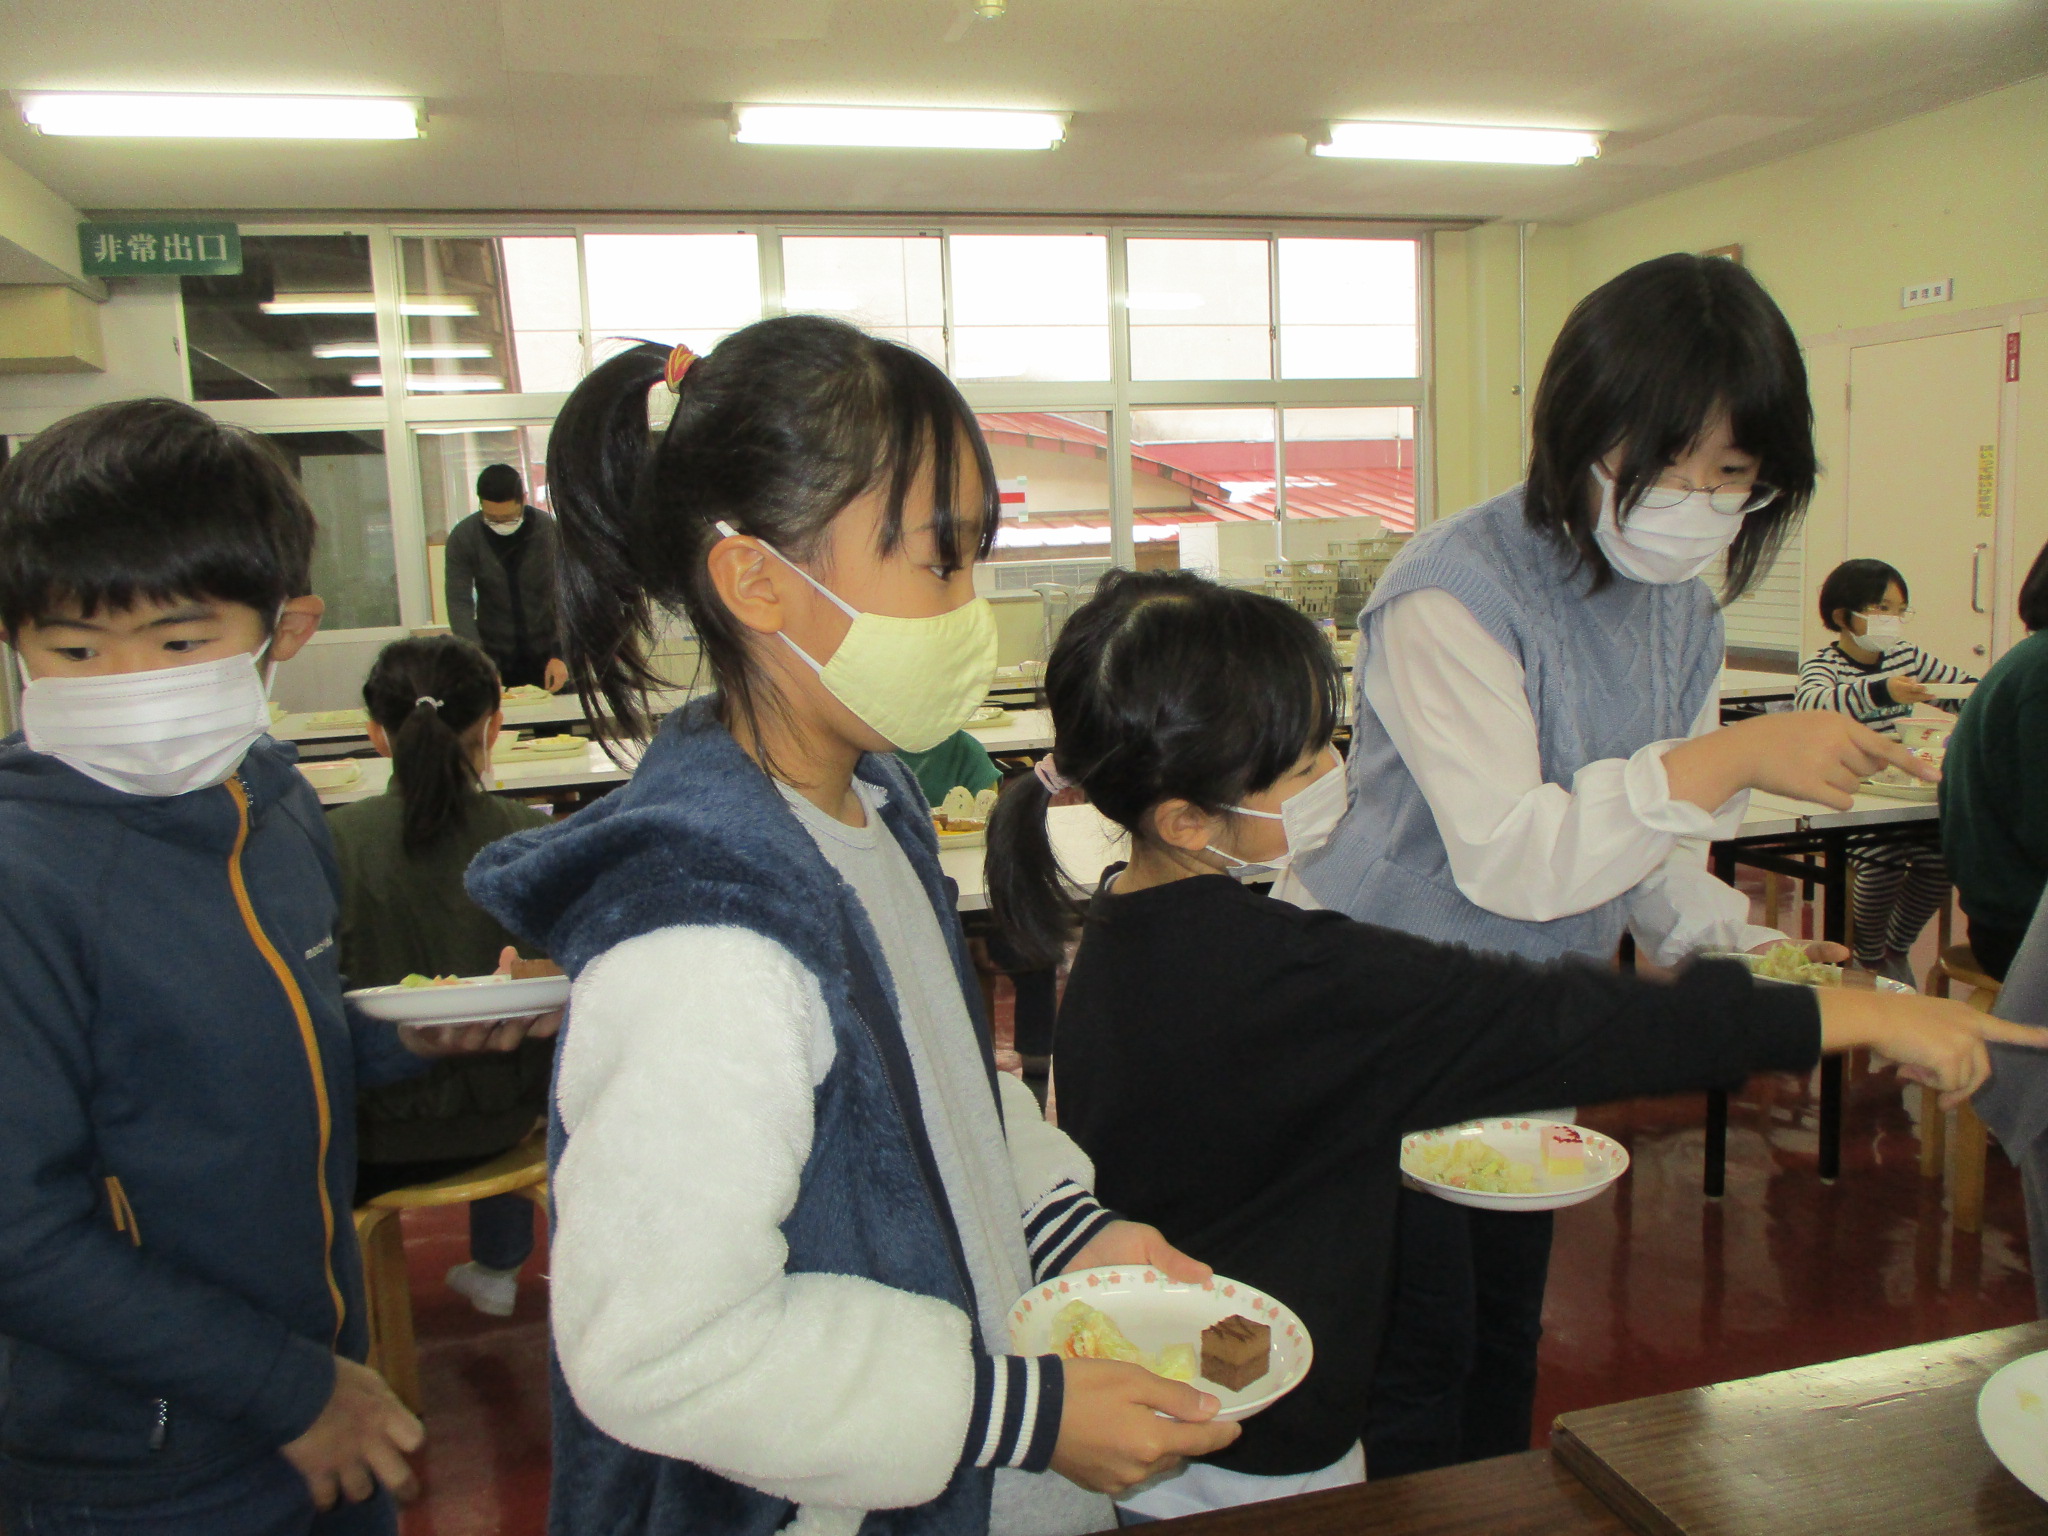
xmin=1298 ymin=486 xmax=1725 ymax=962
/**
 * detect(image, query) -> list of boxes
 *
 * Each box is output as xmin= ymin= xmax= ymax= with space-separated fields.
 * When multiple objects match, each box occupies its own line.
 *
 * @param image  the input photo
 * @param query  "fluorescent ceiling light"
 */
xmin=1314 ymin=121 xmax=1601 ymax=166
xmin=313 ymin=343 xmax=493 ymax=360
xmin=18 ymin=91 xmax=421 ymax=140
xmin=260 ymin=294 xmax=477 ymax=317
xmin=733 ymin=103 xmax=1066 ymax=150
xmin=355 ymin=373 xmax=504 ymax=392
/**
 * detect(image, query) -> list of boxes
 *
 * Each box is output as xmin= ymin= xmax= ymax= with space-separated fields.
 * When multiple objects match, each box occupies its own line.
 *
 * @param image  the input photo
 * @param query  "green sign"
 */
xmin=79 ymin=221 xmax=241 ymax=277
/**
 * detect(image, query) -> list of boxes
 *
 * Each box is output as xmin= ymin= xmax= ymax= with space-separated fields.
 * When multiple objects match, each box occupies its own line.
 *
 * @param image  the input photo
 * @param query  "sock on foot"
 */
xmin=446 ymin=1260 xmax=520 ymax=1318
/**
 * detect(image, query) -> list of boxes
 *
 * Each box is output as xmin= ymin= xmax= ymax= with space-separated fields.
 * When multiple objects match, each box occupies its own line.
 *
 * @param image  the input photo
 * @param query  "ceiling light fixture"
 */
xmin=259 ymin=294 xmax=478 ymax=317
xmin=733 ymin=103 xmax=1066 ymax=151
xmin=354 ymin=373 xmax=504 ymax=392
xmin=1313 ymin=121 xmax=1601 ymax=166
xmin=17 ymin=91 xmax=422 ymax=140
xmin=313 ymin=343 xmax=493 ymax=360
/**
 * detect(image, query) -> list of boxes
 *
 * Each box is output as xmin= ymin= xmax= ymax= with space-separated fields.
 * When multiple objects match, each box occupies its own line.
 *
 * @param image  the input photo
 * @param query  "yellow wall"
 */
xmin=1567 ymin=74 xmax=2048 ymax=339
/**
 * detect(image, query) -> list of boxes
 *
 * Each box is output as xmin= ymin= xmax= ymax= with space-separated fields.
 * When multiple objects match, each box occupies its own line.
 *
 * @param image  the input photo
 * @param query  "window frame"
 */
xmin=171 ymin=216 xmax=1435 ymax=634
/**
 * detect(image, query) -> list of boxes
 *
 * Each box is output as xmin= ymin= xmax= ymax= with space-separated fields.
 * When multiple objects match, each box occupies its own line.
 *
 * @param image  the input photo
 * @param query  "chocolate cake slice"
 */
xmin=1200 ymin=1314 xmax=1270 ymax=1392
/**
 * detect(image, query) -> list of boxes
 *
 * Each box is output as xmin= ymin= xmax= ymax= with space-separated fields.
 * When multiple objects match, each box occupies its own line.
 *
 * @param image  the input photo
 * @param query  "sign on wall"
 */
xmin=78 ymin=221 xmax=241 ymax=277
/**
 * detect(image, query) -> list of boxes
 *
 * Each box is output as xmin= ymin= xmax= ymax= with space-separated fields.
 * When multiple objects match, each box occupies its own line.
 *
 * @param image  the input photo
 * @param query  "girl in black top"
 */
xmin=985 ymin=569 xmax=2040 ymax=1518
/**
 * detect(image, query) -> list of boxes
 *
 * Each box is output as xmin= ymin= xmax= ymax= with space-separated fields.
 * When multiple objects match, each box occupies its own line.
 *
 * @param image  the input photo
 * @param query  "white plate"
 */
xmin=1861 ymin=778 xmax=1939 ymax=803
xmin=502 ymin=684 xmax=554 ymax=704
xmin=967 ymin=705 xmax=1009 ymax=725
xmin=299 ymin=760 xmax=363 ymax=791
xmin=936 ymin=829 xmax=986 ymax=850
xmin=1707 ymin=951 xmax=1916 ymax=996
xmin=347 ymin=972 xmax=570 ymax=1026
xmin=494 ymin=735 xmax=588 ymax=760
xmin=1920 ymin=681 xmax=1976 ymax=701
xmin=1007 ymin=1267 xmax=1312 ymax=1422
xmin=1899 ymin=718 xmax=1957 ymax=750
xmin=1400 ymin=1119 xmax=1629 ymax=1213
xmin=1980 ymin=1350 xmax=2048 ymax=1502
xmin=302 ymin=708 xmax=369 ymax=729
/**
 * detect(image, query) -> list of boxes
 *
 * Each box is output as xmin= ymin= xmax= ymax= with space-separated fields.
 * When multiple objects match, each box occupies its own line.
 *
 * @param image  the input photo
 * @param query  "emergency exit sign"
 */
xmin=79 ymin=221 xmax=241 ymax=277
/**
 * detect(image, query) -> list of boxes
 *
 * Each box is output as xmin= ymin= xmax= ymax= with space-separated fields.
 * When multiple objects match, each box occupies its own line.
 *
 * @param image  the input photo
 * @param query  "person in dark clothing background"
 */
xmin=443 ymin=464 xmax=567 ymax=692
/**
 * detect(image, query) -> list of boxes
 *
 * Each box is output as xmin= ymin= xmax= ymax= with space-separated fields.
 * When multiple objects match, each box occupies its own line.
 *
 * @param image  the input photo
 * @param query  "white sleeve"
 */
xmin=1362 ymin=589 xmax=1749 ymax=924
xmin=550 ymin=924 xmax=974 ymax=1512
xmin=999 ymin=1068 xmax=1095 ymax=1206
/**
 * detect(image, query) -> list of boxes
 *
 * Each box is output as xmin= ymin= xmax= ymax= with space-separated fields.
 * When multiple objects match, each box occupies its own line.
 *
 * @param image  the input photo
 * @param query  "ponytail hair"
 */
xmin=545 ymin=317 xmax=999 ymax=756
xmin=360 ymin=634 xmax=502 ymax=853
xmin=987 ymin=569 xmax=1344 ymax=968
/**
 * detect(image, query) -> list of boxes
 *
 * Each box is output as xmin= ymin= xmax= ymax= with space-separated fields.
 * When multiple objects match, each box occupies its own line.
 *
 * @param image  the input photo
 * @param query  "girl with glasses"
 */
xmin=1289 ymin=253 xmax=1931 ymax=1479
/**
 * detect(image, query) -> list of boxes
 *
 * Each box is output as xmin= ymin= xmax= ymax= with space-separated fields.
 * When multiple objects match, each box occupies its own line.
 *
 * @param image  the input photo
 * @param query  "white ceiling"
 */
xmin=1 ymin=0 xmax=2043 ymax=226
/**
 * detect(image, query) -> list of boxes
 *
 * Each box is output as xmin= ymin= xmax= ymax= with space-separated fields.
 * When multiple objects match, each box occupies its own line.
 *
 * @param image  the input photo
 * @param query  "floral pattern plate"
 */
xmin=1006 ymin=1266 xmax=1312 ymax=1422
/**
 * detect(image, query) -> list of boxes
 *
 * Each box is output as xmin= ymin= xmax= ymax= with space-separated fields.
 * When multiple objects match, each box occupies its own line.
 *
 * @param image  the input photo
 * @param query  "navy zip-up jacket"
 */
xmin=0 ymin=734 xmax=420 ymax=1506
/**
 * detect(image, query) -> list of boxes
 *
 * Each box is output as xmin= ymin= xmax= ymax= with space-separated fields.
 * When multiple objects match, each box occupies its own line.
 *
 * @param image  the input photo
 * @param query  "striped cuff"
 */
xmin=1023 ymin=1179 xmax=1120 ymax=1282
xmin=966 ymin=1354 xmax=1064 ymax=1472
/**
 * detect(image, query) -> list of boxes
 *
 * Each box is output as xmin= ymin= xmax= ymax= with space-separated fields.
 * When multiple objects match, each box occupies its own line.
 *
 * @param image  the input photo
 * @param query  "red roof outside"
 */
xmin=977 ymin=411 xmax=1415 ymax=534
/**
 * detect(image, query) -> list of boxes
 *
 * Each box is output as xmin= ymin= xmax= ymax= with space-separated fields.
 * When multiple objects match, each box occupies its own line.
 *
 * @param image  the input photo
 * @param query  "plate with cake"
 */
xmin=348 ymin=958 xmax=567 ymax=1027
xmin=1007 ymin=1268 xmax=1312 ymax=1422
xmin=1400 ymin=1118 xmax=1628 ymax=1213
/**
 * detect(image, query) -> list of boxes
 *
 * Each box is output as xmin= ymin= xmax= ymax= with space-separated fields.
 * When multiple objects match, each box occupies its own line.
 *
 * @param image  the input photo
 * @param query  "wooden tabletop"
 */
xmin=1146 ymin=1450 xmax=1629 ymax=1536
xmin=1552 ymin=1321 xmax=2048 ymax=1535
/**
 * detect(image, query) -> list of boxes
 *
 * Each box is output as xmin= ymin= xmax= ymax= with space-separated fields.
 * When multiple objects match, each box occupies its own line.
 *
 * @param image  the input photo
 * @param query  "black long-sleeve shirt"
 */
xmin=1053 ymin=869 xmax=1821 ymax=1478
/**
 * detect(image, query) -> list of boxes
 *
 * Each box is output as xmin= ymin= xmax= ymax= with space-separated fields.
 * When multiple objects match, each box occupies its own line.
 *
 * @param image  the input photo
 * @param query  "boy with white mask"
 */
xmin=1291 ymin=254 xmax=1935 ymax=1480
xmin=0 ymin=400 xmax=557 ymax=1536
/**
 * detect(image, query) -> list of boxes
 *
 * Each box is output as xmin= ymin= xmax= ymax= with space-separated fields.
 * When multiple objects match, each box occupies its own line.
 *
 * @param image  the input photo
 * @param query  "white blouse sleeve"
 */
xmin=549 ymin=924 xmax=975 ymax=1513
xmin=1361 ymin=588 xmax=1751 ymax=926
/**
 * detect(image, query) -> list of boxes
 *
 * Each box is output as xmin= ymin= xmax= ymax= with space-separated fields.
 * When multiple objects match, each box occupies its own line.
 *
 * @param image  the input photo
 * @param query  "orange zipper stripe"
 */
xmin=105 ymin=1175 xmax=141 ymax=1246
xmin=225 ymin=778 xmax=344 ymax=1345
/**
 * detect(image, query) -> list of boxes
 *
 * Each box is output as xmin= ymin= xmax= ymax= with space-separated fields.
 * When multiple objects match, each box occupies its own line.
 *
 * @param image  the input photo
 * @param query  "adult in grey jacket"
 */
xmin=443 ymin=463 xmax=566 ymax=691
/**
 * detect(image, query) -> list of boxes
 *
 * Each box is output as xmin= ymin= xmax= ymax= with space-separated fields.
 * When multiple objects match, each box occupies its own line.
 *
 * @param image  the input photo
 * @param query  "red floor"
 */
xmin=391 ymin=896 xmax=2031 ymax=1533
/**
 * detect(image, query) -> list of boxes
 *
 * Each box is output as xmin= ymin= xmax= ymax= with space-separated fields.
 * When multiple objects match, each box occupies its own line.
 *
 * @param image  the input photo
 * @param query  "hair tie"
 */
xmin=1034 ymin=756 xmax=1072 ymax=795
xmin=664 ymin=343 xmax=700 ymax=394
xmin=416 ymin=696 xmax=443 ymax=711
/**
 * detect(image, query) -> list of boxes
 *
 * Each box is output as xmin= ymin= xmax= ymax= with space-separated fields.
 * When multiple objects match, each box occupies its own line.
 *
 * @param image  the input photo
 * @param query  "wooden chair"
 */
xmin=353 ymin=1136 xmax=549 ymax=1413
xmin=1923 ymin=937 xmax=2000 ymax=1235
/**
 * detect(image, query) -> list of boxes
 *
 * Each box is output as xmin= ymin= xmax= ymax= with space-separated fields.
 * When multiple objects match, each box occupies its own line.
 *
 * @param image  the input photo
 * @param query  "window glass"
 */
xmin=978 ymin=412 xmax=1114 ymax=564
xmin=584 ymin=233 xmax=762 ymax=362
xmin=1276 ymin=239 xmax=1418 ymax=379
xmin=414 ymin=426 xmax=552 ymax=626
xmin=503 ymin=236 xmax=585 ymax=391
xmin=1281 ymin=407 xmax=1417 ymax=535
xmin=950 ymin=235 xmax=1109 ymax=381
xmin=780 ymin=235 xmax=944 ymax=364
xmin=181 ymin=234 xmax=378 ymax=401
xmin=1126 ymin=238 xmax=1271 ymax=381
xmin=1128 ymin=408 xmax=1279 ymax=573
xmin=396 ymin=237 xmax=512 ymax=397
xmin=267 ymin=430 xmax=397 ymax=628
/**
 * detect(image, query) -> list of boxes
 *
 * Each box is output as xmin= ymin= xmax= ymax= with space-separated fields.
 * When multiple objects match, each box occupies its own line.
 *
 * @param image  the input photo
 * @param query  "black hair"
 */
xmin=361 ymin=635 xmax=502 ymax=853
xmin=1525 ymin=253 xmax=1816 ymax=604
xmin=0 ymin=398 xmax=315 ymax=633
xmin=2021 ymin=540 xmax=2048 ymax=633
xmin=986 ymin=570 xmax=1344 ymax=968
xmin=476 ymin=463 xmax=524 ymax=504
xmin=1816 ymin=558 xmax=1908 ymax=634
xmin=545 ymin=316 xmax=999 ymax=753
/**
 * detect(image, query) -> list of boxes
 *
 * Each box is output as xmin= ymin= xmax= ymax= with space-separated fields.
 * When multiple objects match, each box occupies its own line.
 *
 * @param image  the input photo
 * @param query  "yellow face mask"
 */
xmin=718 ymin=521 xmax=1000 ymax=752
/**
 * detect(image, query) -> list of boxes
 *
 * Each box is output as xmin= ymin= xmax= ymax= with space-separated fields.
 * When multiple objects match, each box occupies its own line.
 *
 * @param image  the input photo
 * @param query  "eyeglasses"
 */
xmin=1636 ymin=477 xmax=1781 ymax=516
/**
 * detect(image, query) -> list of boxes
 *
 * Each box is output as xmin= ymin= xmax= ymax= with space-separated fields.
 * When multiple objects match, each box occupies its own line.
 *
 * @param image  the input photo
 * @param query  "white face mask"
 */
xmin=20 ymin=642 xmax=279 ymax=798
xmin=1590 ymin=466 xmax=1746 ymax=585
xmin=718 ymin=521 xmax=1000 ymax=753
xmin=484 ymin=514 xmax=525 ymax=536
xmin=1859 ymin=613 xmax=1905 ymax=647
xmin=1208 ymin=753 xmax=1351 ymax=880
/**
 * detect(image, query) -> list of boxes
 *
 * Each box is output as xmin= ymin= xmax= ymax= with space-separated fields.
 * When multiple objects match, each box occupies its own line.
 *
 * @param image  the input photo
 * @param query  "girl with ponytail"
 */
xmin=331 ymin=634 xmax=557 ymax=1317
xmin=462 ymin=316 xmax=1238 ymax=1536
xmin=984 ymin=567 xmax=2043 ymax=1520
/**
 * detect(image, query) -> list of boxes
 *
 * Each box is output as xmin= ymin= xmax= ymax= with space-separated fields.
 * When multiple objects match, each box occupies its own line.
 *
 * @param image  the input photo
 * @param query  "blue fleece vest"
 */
xmin=1298 ymin=487 xmax=1724 ymax=962
xmin=466 ymin=700 xmax=1002 ymax=1536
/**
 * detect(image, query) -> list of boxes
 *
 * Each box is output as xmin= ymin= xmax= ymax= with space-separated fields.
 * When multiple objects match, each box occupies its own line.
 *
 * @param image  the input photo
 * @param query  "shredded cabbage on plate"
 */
xmin=1746 ymin=943 xmax=1843 ymax=987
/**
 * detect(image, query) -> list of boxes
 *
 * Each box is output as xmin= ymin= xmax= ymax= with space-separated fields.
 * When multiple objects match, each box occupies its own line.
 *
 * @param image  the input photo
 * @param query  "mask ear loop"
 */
xmin=712 ymin=520 xmax=860 ymax=674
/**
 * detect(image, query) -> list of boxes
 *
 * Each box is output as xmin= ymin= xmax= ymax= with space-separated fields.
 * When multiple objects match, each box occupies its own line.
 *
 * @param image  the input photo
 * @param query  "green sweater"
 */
xmin=895 ymin=729 xmax=1002 ymax=808
xmin=327 ymin=787 xmax=556 ymax=1163
xmin=1942 ymin=630 xmax=2048 ymax=933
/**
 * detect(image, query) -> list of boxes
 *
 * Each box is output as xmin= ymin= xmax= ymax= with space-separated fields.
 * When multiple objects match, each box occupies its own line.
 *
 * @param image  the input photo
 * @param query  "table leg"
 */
xmin=1819 ymin=832 xmax=1848 ymax=1183
xmin=1705 ymin=1088 xmax=1728 ymax=1198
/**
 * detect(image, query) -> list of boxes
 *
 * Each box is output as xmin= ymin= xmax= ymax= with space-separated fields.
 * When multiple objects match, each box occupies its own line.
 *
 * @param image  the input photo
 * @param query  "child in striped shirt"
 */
xmin=1798 ymin=558 xmax=1977 ymax=984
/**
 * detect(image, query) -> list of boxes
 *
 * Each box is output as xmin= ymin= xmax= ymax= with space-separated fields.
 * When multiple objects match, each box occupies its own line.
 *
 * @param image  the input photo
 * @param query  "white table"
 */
xmin=1719 ymin=667 xmax=1800 ymax=702
xmin=965 ymin=708 xmax=1054 ymax=756
xmin=310 ymin=740 xmax=643 ymax=807
xmin=276 ymin=687 xmax=704 ymax=746
xmin=1737 ymin=787 xmax=1937 ymax=838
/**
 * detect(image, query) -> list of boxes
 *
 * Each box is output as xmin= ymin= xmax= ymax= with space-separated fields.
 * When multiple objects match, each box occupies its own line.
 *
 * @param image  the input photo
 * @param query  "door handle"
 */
xmin=1972 ymin=544 xmax=1989 ymax=614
